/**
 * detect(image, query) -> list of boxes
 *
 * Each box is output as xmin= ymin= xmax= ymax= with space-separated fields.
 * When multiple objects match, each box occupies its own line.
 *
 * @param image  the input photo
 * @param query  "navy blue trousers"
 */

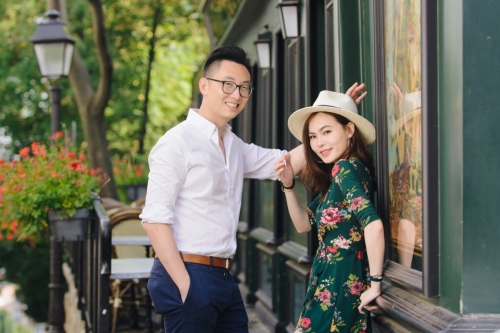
xmin=147 ymin=258 xmax=248 ymax=333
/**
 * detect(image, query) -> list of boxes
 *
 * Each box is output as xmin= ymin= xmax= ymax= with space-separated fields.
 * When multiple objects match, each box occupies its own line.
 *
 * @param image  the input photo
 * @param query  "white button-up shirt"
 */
xmin=139 ymin=109 xmax=286 ymax=258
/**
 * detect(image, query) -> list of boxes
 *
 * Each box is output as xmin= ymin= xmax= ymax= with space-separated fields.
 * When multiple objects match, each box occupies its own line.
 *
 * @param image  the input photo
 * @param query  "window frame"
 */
xmin=373 ymin=0 xmax=439 ymax=297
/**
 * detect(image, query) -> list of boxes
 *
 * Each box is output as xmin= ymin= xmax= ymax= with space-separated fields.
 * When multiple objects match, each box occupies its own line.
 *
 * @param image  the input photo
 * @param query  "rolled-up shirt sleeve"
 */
xmin=139 ymin=134 xmax=187 ymax=224
xmin=241 ymin=140 xmax=287 ymax=180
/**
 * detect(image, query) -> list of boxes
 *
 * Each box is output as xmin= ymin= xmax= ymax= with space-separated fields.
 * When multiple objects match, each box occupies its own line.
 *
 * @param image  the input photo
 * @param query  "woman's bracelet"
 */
xmin=369 ymin=274 xmax=383 ymax=282
xmin=280 ymin=179 xmax=295 ymax=192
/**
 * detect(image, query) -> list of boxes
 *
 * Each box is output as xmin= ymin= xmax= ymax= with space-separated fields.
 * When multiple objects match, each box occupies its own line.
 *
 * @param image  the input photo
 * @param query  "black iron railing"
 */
xmin=66 ymin=197 xmax=111 ymax=333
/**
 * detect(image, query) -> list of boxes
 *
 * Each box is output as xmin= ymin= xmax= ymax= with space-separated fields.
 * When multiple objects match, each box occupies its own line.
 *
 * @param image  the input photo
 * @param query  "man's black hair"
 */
xmin=203 ymin=45 xmax=251 ymax=78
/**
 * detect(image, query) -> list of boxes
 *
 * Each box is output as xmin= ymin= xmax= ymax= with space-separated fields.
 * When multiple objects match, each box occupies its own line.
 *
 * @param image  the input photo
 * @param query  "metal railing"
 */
xmin=65 ymin=197 xmax=111 ymax=332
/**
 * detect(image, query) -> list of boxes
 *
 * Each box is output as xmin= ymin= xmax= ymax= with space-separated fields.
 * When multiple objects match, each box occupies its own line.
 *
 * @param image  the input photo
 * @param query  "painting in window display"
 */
xmin=384 ymin=0 xmax=422 ymax=270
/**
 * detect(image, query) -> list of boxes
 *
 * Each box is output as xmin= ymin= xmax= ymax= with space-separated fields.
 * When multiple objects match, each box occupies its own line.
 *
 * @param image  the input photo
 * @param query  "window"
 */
xmin=374 ymin=0 xmax=439 ymax=296
xmin=255 ymin=67 xmax=274 ymax=232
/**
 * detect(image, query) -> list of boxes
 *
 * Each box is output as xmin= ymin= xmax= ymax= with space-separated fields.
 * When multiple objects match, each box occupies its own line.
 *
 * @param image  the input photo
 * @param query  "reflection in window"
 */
xmin=258 ymin=251 xmax=273 ymax=298
xmin=290 ymin=273 xmax=306 ymax=326
xmin=240 ymin=179 xmax=250 ymax=223
xmin=259 ymin=181 xmax=274 ymax=231
xmin=384 ymin=0 xmax=422 ymax=270
xmin=287 ymin=180 xmax=308 ymax=246
xmin=207 ymin=0 xmax=243 ymax=42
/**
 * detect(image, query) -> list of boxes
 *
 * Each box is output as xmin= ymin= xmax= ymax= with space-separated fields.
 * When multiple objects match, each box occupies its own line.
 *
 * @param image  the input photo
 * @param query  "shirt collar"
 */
xmin=187 ymin=108 xmax=232 ymax=140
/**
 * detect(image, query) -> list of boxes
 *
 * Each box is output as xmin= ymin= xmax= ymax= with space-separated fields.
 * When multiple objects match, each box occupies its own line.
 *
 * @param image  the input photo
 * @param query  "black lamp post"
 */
xmin=31 ymin=10 xmax=75 ymax=333
xmin=254 ymin=25 xmax=272 ymax=69
xmin=31 ymin=9 xmax=75 ymax=134
xmin=276 ymin=0 xmax=300 ymax=39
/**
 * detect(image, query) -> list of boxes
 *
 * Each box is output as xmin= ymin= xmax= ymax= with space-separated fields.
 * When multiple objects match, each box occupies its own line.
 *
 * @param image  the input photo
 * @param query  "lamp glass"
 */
xmin=63 ymin=43 xmax=74 ymax=76
xmin=256 ymin=43 xmax=271 ymax=69
xmin=280 ymin=5 xmax=298 ymax=38
xmin=34 ymin=43 xmax=67 ymax=78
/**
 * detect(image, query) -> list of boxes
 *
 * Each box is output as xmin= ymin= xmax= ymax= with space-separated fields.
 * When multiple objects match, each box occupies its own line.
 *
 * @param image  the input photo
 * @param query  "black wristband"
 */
xmin=369 ymin=275 xmax=383 ymax=282
xmin=281 ymin=178 xmax=295 ymax=190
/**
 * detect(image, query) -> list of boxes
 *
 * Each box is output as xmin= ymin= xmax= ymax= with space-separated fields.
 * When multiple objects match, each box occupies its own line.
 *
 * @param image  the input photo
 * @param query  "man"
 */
xmin=140 ymin=45 xmax=366 ymax=333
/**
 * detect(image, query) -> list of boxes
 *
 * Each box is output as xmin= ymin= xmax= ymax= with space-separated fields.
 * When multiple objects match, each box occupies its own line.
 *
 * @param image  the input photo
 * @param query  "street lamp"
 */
xmin=254 ymin=25 xmax=272 ymax=69
xmin=31 ymin=9 xmax=75 ymax=134
xmin=31 ymin=10 xmax=75 ymax=333
xmin=276 ymin=0 xmax=300 ymax=39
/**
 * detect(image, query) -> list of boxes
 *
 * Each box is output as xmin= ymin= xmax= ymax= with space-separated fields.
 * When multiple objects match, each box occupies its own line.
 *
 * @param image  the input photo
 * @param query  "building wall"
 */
xmin=462 ymin=0 xmax=500 ymax=314
xmin=197 ymin=0 xmax=500 ymax=330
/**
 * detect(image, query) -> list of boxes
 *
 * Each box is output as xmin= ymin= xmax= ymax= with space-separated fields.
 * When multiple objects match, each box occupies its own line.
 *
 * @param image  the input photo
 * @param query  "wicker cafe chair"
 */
xmin=101 ymin=197 xmax=129 ymax=210
xmin=130 ymin=196 xmax=146 ymax=209
xmin=108 ymin=207 xmax=154 ymax=333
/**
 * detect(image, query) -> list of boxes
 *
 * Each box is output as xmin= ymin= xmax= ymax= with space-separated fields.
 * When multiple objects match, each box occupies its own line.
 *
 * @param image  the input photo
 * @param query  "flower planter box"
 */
xmin=48 ymin=208 xmax=91 ymax=242
xmin=117 ymin=184 xmax=147 ymax=202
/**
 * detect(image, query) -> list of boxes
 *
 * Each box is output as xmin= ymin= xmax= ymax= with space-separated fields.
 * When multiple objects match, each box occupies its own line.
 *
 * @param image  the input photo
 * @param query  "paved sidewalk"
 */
xmin=247 ymin=303 xmax=272 ymax=333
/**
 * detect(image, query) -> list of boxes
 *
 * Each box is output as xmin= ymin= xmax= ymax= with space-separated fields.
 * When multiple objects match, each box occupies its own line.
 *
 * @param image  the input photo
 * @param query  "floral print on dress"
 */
xmin=295 ymin=158 xmax=380 ymax=333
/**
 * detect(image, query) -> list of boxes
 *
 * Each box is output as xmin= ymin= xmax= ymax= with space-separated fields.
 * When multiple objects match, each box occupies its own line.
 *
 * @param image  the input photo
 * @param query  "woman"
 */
xmin=275 ymin=90 xmax=385 ymax=333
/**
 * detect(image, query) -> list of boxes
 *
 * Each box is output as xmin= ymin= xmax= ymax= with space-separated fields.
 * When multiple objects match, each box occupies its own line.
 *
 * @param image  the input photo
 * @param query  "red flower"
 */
xmin=19 ymin=147 xmax=30 ymax=157
xmin=350 ymin=281 xmax=364 ymax=295
xmin=301 ymin=317 xmax=311 ymax=328
xmin=331 ymin=164 xmax=340 ymax=177
xmin=351 ymin=196 xmax=364 ymax=210
xmin=54 ymin=131 xmax=63 ymax=139
xmin=357 ymin=251 xmax=364 ymax=260
xmin=71 ymin=162 xmax=85 ymax=172
xmin=31 ymin=142 xmax=40 ymax=151
xmin=327 ymin=246 xmax=339 ymax=253
xmin=318 ymin=290 xmax=331 ymax=303
xmin=321 ymin=206 xmax=341 ymax=225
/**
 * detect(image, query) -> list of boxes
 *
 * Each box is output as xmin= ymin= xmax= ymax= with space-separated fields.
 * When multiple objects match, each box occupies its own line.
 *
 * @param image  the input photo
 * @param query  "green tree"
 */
xmin=0 ymin=0 xmax=209 ymax=176
xmin=0 ymin=1 xmax=81 ymax=159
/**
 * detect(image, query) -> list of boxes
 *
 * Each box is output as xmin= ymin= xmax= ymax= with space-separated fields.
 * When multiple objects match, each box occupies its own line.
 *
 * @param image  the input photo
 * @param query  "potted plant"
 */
xmin=112 ymin=154 xmax=149 ymax=202
xmin=0 ymin=132 xmax=106 ymax=242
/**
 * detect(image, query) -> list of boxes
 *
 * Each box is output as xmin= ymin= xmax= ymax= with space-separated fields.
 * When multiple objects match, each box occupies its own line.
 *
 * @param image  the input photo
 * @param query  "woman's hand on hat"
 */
xmin=346 ymin=82 xmax=368 ymax=106
xmin=275 ymin=154 xmax=294 ymax=188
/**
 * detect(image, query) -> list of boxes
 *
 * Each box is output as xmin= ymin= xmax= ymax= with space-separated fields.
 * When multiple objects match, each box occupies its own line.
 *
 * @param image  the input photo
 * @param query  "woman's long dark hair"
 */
xmin=300 ymin=112 xmax=377 ymax=197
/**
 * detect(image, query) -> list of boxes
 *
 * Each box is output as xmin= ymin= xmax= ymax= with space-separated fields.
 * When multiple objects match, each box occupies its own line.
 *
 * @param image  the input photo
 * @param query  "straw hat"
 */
xmin=288 ymin=90 xmax=376 ymax=145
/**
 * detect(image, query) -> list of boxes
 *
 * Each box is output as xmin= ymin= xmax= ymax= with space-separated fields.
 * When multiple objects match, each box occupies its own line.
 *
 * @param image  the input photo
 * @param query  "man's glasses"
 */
xmin=205 ymin=78 xmax=253 ymax=98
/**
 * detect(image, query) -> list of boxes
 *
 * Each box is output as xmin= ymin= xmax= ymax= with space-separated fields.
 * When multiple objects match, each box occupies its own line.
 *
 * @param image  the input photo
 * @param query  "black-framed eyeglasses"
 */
xmin=205 ymin=78 xmax=253 ymax=98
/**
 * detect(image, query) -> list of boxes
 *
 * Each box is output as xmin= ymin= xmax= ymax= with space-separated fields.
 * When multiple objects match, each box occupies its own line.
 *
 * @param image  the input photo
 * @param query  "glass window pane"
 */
xmin=287 ymin=180 xmax=308 ymax=246
xmin=259 ymin=181 xmax=274 ymax=231
xmin=240 ymin=179 xmax=249 ymax=223
xmin=290 ymin=273 xmax=306 ymax=326
xmin=384 ymin=0 xmax=423 ymax=270
xmin=258 ymin=251 xmax=273 ymax=297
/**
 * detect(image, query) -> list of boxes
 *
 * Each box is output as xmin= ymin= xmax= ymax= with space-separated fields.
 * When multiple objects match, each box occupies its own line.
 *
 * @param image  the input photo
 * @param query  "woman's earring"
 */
xmin=347 ymin=138 xmax=351 ymax=150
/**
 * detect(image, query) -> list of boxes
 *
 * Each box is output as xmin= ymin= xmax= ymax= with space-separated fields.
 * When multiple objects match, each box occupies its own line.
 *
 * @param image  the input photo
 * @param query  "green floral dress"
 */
xmin=296 ymin=158 xmax=380 ymax=333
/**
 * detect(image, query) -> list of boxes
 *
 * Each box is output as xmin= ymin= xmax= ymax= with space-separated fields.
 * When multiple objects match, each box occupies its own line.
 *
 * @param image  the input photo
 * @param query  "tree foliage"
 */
xmin=0 ymin=0 xmax=209 ymax=162
xmin=0 ymin=1 xmax=80 ymax=159
xmin=0 ymin=0 xmax=209 ymax=322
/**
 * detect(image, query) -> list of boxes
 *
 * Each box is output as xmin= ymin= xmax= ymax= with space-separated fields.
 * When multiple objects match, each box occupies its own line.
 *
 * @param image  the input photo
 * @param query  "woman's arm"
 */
xmin=275 ymin=153 xmax=311 ymax=233
xmin=358 ymin=219 xmax=385 ymax=313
